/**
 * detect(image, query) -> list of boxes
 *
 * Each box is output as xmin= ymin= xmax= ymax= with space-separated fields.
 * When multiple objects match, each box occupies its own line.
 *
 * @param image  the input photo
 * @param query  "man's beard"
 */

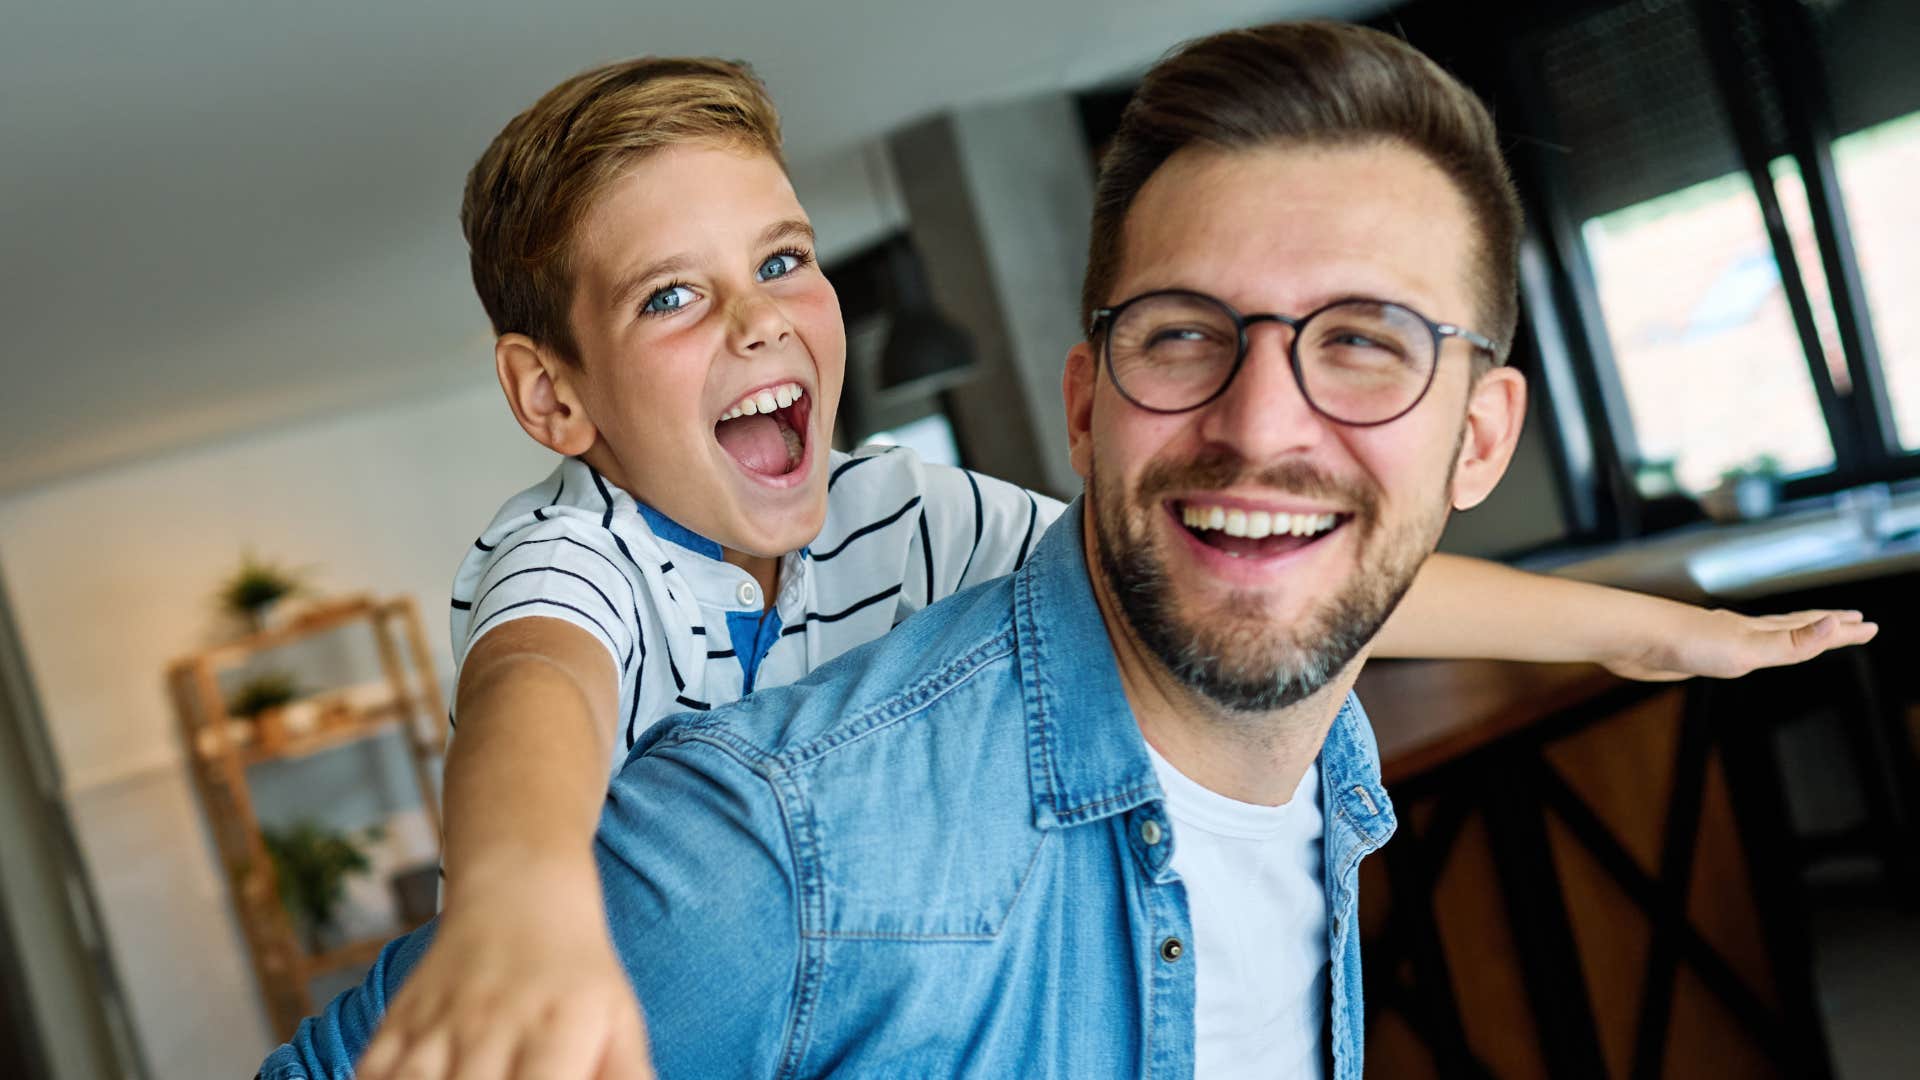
xmin=1091 ymin=445 xmax=1450 ymax=715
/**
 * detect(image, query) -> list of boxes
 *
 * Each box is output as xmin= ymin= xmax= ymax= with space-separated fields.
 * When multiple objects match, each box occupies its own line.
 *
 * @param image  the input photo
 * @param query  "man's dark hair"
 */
xmin=1082 ymin=21 xmax=1522 ymax=360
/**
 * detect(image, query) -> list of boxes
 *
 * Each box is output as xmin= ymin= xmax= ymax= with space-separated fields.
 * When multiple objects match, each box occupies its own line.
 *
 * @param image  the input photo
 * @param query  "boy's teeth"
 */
xmin=720 ymin=382 xmax=806 ymax=422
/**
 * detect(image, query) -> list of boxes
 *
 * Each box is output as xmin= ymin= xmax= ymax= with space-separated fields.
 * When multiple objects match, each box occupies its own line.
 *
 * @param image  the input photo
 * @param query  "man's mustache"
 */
xmin=1133 ymin=447 xmax=1379 ymax=522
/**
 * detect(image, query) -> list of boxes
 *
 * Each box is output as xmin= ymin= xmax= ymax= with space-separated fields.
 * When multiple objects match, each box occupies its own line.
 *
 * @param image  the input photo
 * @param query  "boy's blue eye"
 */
xmin=642 ymin=284 xmax=696 ymax=314
xmin=757 ymin=253 xmax=802 ymax=281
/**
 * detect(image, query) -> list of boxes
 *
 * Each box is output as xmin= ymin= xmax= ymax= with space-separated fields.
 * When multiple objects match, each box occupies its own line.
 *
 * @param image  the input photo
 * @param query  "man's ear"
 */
xmin=1062 ymin=341 xmax=1098 ymax=481
xmin=1450 ymin=366 xmax=1527 ymax=511
xmin=496 ymin=334 xmax=598 ymax=457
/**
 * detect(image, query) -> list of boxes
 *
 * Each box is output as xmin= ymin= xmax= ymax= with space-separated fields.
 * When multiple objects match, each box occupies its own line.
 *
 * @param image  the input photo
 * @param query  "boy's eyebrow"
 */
xmin=757 ymin=218 xmax=816 ymax=250
xmin=608 ymin=255 xmax=694 ymax=312
xmin=606 ymin=220 xmax=817 ymax=312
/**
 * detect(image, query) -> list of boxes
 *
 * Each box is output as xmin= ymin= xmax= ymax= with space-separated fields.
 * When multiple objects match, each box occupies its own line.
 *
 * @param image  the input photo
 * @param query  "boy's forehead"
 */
xmin=572 ymin=144 xmax=809 ymax=302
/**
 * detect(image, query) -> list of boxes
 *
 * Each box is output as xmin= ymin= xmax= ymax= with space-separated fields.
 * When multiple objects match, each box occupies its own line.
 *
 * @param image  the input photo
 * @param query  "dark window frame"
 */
xmin=1377 ymin=0 xmax=1920 ymax=547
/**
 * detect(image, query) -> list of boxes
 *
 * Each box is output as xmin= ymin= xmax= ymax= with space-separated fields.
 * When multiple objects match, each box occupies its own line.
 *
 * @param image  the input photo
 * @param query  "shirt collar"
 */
xmin=1015 ymin=499 xmax=1162 ymax=829
xmin=1013 ymin=498 xmax=1389 ymax=837
xmin=573 ymin=458 xmax=791 ymax=613
xmin=633 ymin=500 xmax=724 ymax=561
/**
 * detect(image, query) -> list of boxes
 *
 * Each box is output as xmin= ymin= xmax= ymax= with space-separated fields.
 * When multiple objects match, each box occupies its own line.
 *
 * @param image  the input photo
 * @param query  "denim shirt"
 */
xmin=261 ymin=503 xmax=1396 ymax=1079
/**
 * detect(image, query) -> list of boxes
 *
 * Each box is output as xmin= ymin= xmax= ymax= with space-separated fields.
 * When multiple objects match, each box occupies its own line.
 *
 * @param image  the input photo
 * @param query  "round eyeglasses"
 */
xmin=1087 ymin=290 xmax=1503 ymax=426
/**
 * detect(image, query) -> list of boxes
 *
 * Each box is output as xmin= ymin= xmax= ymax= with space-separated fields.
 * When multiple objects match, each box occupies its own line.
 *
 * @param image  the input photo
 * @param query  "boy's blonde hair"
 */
xmin=460 ymin=57 xmax=786 ymax=363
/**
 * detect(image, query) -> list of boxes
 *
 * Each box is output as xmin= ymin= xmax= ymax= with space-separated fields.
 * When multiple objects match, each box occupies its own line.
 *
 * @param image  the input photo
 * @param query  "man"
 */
xmin=262 ymin=20 xmax=1856 ymax=1080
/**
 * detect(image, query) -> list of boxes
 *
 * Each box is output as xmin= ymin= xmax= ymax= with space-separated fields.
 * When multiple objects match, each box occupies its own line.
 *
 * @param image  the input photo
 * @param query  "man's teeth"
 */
xmin=1180 ymin=505 xmax=1339 ymax=539
xmin=719 ymin=382 xmax=805 ymax=421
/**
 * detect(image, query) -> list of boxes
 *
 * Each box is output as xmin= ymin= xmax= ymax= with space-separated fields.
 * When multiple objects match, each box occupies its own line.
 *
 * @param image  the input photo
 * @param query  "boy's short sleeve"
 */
xmin=905 ymin=461 xmax=1068 ymax=609
xmin=455 ymin=521 xmax=641 ymax=676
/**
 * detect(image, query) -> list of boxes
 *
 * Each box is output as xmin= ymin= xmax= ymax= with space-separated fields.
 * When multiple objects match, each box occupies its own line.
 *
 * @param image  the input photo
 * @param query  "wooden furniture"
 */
xmin=168 ymin=596 xmax=445 ymax=1039
xmin=1355 ymin=658 xmax=1840 ymax=1079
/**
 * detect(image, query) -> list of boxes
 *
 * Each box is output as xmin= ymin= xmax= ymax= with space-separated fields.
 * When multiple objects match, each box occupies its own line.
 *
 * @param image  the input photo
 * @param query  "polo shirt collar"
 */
xmin=573 ymin=458 xmax=795 ymax=614
xmin=633 ymin=501 xmax=724 ymax=561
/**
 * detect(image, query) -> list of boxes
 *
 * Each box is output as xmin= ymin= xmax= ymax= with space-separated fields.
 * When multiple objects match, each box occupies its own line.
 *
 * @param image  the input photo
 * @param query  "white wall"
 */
xmin=0 ymin=377 xmax=556 ymax=1078
xmin=789 ymin=141 xmax=907 ymax=263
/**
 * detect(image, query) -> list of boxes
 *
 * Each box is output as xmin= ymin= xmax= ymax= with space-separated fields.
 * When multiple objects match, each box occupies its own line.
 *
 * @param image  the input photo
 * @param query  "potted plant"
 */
xmin=221 ymin=553 xmax=307 ymax=633
xmin=261 ymin=821 xmax=384 ymax=954
xmin=226 ymin=672 xmax=303 ymax=749
xmin=1702 ymin=454 xmax=1782 ymax=523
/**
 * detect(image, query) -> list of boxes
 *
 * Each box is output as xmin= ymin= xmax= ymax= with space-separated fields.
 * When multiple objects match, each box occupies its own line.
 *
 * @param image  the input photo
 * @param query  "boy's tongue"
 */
xmin=715 ymin=414 xmax=799 ymax=476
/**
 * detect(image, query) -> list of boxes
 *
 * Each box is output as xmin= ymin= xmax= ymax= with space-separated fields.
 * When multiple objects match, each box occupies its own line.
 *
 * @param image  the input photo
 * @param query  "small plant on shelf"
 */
xmin=221 ymin=553 xmax=308 ymax=632
xmin=261 ymin=821 xmax=385 ymax=954
xmin=227 ymin=672 xmax=302 ymax=719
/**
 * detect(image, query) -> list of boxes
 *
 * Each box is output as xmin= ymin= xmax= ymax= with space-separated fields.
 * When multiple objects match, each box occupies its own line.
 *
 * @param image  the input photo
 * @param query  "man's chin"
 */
xmin=1157 ymin=599 xmax=1376 ymax=714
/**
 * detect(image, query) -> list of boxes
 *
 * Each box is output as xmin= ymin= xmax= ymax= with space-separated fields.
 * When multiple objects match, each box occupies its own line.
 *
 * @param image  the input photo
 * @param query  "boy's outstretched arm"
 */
xmin=356 ymin=618 xmax=651 ymax=1080
xmin=1376 ymin=552 xmax=1879 ymax=679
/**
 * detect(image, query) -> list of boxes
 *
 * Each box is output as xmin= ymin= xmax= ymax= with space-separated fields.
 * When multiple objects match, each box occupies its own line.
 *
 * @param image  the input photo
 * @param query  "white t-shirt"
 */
xmin=450 ymin=446 xmax=1063 ymax=762
xmin=1146 ymin=743 xmax=1329 ymax=1080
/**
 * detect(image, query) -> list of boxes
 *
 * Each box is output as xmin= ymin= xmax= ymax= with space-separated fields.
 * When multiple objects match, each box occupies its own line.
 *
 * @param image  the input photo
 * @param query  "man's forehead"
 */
xmin=1109 ymin=141 xmax=1477 ymax=316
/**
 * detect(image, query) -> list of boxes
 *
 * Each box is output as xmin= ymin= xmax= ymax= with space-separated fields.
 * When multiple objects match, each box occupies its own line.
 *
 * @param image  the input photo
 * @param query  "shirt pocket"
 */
xmin=794 ymin=721 xmax=1048 ymax=942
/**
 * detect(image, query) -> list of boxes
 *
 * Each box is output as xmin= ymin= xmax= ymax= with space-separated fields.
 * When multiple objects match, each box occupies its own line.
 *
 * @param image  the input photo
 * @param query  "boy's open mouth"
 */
xmin=715 ymin=381 xmax=810 ymax=478
xmin=1171 ymin=499 xmax=1350 ymax=558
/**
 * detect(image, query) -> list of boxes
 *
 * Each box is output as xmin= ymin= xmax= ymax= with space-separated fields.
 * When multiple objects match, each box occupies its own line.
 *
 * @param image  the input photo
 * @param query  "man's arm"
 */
xmin=354 ymin=618 xmax=650 ymax=1080
xmin=260 ymin=675 xmax=799 ymax=1080
xmin=1375 ymin=552 xmax=1878 ymax=678
xmin=594 ymin=726 xmax=802 ymax=1077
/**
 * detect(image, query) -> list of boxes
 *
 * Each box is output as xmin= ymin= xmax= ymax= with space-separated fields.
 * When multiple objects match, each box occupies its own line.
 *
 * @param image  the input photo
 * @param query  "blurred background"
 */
xmin=2 ymin=0 xmax=1916 ymax=1076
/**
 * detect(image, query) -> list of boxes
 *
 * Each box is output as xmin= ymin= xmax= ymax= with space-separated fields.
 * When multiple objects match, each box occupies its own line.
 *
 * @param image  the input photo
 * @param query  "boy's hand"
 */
xmin=1606 ymin=607 xmax=1878 ymax=682
xmin=355 ymin=861 xmax=651 ymax=1080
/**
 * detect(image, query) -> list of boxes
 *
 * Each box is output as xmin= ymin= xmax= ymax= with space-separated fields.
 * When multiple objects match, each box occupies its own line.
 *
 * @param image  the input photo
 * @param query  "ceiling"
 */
xmin=0 ymin=0 xmax=1366 ymax=494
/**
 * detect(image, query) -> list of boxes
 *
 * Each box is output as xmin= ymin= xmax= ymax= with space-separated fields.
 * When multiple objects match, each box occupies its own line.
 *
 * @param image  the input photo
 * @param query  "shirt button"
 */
xmin=1159 ymin=937 xmax=1184 ymax=963
xmin=736 ymin=581 xmax=758 ymax=607
xmin=1140 ymin=819 xmax=1164 ymax=846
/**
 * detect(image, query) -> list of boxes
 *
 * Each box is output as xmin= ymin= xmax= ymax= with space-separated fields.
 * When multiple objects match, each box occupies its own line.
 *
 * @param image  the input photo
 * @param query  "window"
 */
xmin=1829 ymin=112 xmax=1920 ymax=450
xmin=1583 ymin=172 xmax=1836 ymax=493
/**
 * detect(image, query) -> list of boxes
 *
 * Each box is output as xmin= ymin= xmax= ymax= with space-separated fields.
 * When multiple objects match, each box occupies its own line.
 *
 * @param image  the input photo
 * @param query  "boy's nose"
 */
xmin=728 ymin=294 xmax=793 ymax=355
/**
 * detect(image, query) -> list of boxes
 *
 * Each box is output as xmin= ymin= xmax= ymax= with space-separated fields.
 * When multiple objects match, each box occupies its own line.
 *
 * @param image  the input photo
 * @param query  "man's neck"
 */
xmin=1081 ymin=503 xmax=1362 ymax=807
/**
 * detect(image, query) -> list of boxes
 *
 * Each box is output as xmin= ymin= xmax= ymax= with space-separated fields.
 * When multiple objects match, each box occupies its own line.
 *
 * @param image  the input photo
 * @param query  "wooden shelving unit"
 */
xmin=168 ymin=595 xmax=446 ymax=1039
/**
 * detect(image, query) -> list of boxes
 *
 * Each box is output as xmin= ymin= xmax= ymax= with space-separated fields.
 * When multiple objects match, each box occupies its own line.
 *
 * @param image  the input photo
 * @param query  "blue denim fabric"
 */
xmin=261 ymin=502 xmax=1396 ymax=1079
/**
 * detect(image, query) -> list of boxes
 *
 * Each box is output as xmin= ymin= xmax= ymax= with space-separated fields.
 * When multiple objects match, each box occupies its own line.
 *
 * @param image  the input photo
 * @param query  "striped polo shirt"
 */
xmin=450 ymin=445 xmax=1066 ymax=762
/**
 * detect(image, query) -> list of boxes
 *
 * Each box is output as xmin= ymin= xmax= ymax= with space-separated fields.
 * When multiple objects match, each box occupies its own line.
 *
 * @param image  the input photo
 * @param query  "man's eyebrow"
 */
xmin=608 ymin=255 xmax=693 ymax=312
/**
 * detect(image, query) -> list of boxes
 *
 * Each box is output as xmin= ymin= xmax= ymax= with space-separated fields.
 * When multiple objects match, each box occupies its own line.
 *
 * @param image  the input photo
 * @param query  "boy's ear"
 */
xmin=1450 ymin=366 xmax=1527 ymax=511
xmin=496 ymin=334 xmax=598 ymax=457
xmin=1062 ymin=341 xmax=1098 ymax=481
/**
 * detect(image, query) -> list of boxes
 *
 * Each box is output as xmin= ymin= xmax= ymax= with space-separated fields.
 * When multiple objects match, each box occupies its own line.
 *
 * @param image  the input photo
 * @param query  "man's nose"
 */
xmin=727 ymin=292 xmax=793 ymax=355
xmin=1194 ymin=322 xmax=1331 ymax=457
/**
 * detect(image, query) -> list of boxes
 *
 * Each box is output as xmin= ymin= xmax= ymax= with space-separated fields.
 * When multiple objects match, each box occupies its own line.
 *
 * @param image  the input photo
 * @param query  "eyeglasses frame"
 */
xmin=1086 ymin=288 xmax=1505 ymax=428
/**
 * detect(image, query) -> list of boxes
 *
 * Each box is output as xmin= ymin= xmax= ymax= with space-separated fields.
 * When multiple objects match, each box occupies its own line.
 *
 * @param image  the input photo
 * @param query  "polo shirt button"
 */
xmin=736 ymin=581 xmax=758 ymax=606
xmin=1159 ymin=936 xmax=1184 ymax=963
xmin=1140 ymin=819 xmax=1164 ymax=846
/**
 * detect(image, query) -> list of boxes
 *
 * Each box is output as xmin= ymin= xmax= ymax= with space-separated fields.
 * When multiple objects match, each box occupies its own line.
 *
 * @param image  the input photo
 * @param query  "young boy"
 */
xmin=322 ymin=57 xmax=1871 ymax=1080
